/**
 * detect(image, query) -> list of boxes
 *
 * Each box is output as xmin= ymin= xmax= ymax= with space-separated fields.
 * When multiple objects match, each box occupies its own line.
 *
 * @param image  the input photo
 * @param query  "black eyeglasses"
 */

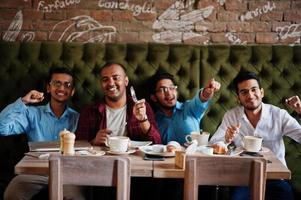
xmin=156 ymin=85 xmax=178 ymax=94
xmin=49 ymin=80 xmax=73 ymax=89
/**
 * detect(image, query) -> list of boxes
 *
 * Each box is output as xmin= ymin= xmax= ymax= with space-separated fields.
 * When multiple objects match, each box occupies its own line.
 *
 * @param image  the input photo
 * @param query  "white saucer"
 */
xmin=139 ymin=146 xmax=176 ymax=157
xmin=76 ymin=150 xmax=105 ymax=156
xmin=107 ymin=149 xmax=136 ymax=155
xmin=243 ymin=147 xmax=269 ymax=153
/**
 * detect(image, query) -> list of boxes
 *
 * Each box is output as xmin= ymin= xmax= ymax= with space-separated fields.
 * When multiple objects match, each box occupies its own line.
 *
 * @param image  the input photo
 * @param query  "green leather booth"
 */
xmin=0 ymin=41 xmax=300 ymax=199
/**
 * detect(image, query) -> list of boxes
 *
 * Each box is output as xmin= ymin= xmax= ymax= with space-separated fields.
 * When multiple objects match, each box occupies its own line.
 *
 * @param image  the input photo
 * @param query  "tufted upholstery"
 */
xmin=0 ymin=42 xmax=300 ymax=198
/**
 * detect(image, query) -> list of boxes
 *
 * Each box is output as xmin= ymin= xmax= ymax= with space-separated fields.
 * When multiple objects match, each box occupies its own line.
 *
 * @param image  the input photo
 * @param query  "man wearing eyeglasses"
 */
xmin=148 ymin=71 xmax=220 ymax=145
xmin=0 ymin=66 xmax=79 ymax=200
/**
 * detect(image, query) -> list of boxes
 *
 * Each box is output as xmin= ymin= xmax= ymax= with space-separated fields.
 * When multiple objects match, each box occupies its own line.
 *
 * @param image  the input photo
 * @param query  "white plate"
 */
xmin=202 ymin=146 xmax=244 ymax=157
xmin=129 ymin=141 xmax=152 ymax=148
xmin=107 ymin=149 xmax=136 ymax=155
xmin=139 ymin=146 xmax=175 ymax=157
xmin=76 ymin=150 xmax=105 ymax=156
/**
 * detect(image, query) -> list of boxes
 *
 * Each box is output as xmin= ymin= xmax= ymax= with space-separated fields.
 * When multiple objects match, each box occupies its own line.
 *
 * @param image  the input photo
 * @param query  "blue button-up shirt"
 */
xmin=0 ymin=98 xmax=79 ymax=142
xmin=155 ymin=90 xmax=210 ymax=144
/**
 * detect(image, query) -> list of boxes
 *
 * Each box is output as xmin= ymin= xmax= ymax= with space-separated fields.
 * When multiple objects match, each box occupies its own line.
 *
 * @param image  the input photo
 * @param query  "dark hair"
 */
xmin=148 ymin=70 xmax=175 ymax=94
xmin=233 ymin=71 xmax=261 ymax=94
xmin=99 ymin=62 xmax=127 ymax=75
xmin=47 ymin=66 xmax=74 ymax=85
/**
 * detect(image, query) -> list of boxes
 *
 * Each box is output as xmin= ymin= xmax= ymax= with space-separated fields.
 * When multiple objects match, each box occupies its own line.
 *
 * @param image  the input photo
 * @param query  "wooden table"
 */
xmin=153 ymin=149 xmax=291 ymax=180
xmin=15 ymin=148 xmax=153 ymax=177
xmin=15 ymin=144 xmax=291 ymax=180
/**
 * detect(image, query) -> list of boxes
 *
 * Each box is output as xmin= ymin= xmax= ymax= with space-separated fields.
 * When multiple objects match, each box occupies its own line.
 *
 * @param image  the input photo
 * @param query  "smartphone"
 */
xmin=143 ymin=154 xmax=165 ymax=161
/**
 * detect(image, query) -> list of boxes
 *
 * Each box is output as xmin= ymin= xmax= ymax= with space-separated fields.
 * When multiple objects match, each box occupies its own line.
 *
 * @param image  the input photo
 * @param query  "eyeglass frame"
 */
xmin=49 ymin=80 xmax=73 ymax=89
xmin=156 ymin=85 xmax=178 ymax=94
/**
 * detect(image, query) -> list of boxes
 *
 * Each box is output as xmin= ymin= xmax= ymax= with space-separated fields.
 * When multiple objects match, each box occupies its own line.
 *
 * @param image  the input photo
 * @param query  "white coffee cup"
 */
xmin=197 ymin=132 xmax=210 ymax=146
xmin=185 ymin=131 xmax=210 ymax=146
xmin=243 ymin=135 xmax=263 ymax=152
xmin=185 ymin=131 xmax=200 ymax=144
xmin=106 ymin=136 xmax=129 ymax=152
xmin=197 ymin=146 xmax=214 ymax=155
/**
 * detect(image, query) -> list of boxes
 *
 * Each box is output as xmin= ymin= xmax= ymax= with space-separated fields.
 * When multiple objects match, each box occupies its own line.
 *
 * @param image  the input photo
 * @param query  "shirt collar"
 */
xmin=45 ymin=103 xmax=71 ymax=119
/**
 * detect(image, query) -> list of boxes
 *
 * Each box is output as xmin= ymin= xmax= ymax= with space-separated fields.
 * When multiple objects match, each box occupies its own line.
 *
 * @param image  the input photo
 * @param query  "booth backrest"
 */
xmin=0 ymin=41 xmax=300 ymax=198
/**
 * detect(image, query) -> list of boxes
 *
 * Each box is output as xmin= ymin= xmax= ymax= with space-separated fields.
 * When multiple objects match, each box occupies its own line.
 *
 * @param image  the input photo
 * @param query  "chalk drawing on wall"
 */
xmin=49 ymin=15 xmax=117 ymax=43
xmin=3 ymin=10 xmax=35 ymax=42
xmin=225 ymin=32 xmax=247 ymax=44
xmin=152 ymin=0 xmax=213 ymax=43
xmin=240 ymin=1 xmax=276 ymax=21
xmin=98 ymin=0 xmax=156 ymax=17
xmin=21 ymin=32 xmax=35 ymax=42
xmin=276 ymin=23 xmax=301 ymax=41
xmin=37 ymin=0 xmax=81 ymax=13
xmin=3 ymin=11 xmax=23 ymax=41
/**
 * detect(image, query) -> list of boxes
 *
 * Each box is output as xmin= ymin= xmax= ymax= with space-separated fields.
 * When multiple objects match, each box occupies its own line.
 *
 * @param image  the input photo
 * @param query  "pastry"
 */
xmin=211 ymin=141 xmax=228 ymax=154
xmin=166 ymin=141 xmax=181 ymax=153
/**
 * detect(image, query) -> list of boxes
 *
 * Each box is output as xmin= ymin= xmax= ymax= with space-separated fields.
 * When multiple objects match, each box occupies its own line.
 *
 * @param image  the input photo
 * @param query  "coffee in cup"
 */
xmin=243 ymin=135 xmax=263 ymax=152
xmin=106 ymin=136 xmax=129 ymax=152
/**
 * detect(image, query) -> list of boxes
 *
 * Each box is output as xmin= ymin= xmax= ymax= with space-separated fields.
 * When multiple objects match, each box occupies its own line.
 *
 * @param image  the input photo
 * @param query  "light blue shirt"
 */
xmin=155 ymin=90 xmax=210 ymax=144
xmin=0 ymin=98 xmax=79 ymax=142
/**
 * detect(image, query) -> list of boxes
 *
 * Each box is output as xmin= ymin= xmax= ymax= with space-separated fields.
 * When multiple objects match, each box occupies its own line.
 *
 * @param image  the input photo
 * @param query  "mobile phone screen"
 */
xmin=143 ymin=154 xmax=165 ymax=161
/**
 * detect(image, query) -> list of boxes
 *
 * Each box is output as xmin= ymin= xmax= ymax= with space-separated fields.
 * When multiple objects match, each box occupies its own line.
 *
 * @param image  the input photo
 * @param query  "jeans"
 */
xmin=231 ymin=180 xmax=294 ymax=200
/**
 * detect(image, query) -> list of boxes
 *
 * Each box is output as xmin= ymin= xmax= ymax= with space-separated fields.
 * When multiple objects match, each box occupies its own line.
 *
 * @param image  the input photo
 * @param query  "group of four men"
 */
xmin=0 ymin=62 xmax=300 ymax=200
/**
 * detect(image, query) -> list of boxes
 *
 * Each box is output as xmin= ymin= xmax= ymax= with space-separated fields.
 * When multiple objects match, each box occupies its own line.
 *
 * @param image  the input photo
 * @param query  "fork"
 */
xmin=130 ymin=86 xmax=138 ymax=103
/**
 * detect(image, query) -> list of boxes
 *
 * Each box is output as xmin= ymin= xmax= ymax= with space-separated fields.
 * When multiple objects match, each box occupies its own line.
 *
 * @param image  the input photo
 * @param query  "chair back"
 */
xmin=49 ymin=155 xmax=130 ymax=200
xmin=184 ymin=155 xmax=266 ymax=200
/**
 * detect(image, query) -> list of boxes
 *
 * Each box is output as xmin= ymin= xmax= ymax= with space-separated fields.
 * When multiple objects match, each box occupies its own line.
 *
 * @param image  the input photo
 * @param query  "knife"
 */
xmin=130 ymin=86 xmax=138 ymax=103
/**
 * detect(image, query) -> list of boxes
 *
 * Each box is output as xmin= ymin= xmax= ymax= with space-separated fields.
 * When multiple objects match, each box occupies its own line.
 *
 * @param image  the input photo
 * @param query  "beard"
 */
xmin=243 ymin=101 xmax=262 ymax=111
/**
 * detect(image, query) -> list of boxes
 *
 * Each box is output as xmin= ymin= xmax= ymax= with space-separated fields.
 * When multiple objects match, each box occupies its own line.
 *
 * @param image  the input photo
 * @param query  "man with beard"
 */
xmin=76 ymin=62 xmax=161 ymax=145
xmin=0 ymin=66 xmax=79 ymax=200
xmin=148 ymin=71 xmax=220 ymax=145
xmin=210 ymin=71 xmax=300 ymax=200
xmin=75 ymin=62 xmax=161 ymax=200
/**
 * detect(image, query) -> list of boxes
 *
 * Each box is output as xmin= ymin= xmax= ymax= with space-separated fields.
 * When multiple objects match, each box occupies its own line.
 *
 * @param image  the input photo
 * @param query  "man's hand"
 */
xmin=133 ymin=99 xmax=148 ymax=122
xmin=21 ymin=90 xmax=44 ymax=104
xmin=92 ymin=129 xmax=112 ymax=146
xmin=225 ymin=123 xmax=241 ymax=143
xmin=201 ymin=78 xmax=221 ymax=101
xmin=285 ymin=95 xmax=301 ymax=115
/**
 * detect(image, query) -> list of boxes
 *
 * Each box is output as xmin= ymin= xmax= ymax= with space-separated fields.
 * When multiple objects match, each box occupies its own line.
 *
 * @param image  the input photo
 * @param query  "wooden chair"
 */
xmin=49 ymin=155 xmax=130 ymax=200
xmin=184 ymin=155 xmax=266 ymax=200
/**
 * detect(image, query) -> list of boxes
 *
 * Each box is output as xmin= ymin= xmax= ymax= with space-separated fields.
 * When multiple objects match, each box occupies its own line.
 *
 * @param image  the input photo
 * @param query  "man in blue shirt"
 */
xmin=0 ymin=66 xmax=79 ymax=200
xmin=149 ymin=71 xmax=220 ymax=144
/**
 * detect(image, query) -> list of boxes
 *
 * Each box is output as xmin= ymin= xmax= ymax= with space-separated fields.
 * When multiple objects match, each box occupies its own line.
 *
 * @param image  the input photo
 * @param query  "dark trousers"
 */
xmin=231 ymin=180 xmax=294 ymax=200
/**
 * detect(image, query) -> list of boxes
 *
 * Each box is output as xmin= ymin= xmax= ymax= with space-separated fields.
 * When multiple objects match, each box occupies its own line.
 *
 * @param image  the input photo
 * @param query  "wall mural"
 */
xmin=49 ymin=15 xmax=116 ymax=42
xmin=152 ymin=0 xmax=213 ymax=43
xmin=37 ymin=0 xmax=81 ymax=13
xmin=276 ymin=23 xmax=301 ymax=41
xmin=98 ymin=0 xmax=156 ymax=16
xmin=1 ymin=0 xmax=300 ymax=44
xmin=2 ymin=10 xmax=35 ymax=42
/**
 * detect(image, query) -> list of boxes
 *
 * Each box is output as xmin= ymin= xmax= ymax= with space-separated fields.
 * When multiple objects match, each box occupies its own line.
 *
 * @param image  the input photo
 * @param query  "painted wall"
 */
xmin=0 ymin=0 xmax=300 ymax=44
